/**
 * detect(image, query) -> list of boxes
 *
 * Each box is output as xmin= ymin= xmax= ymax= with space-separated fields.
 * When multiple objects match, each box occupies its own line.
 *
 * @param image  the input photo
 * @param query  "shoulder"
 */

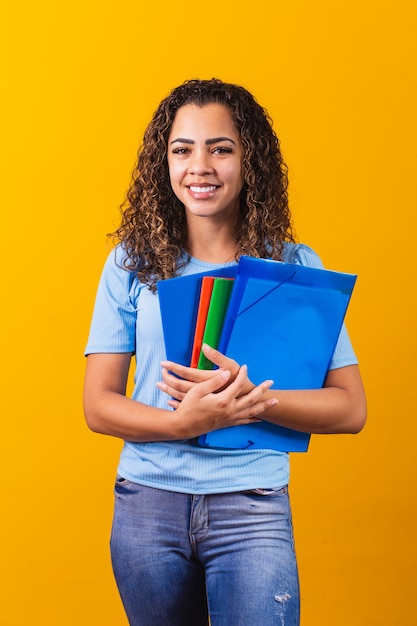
xmin=94 ymin=244 xmax=147 ymax=307
xmin=283 ymin=242 xmax=324 ymax=269
xmin=102 ymin=244 xmax=132 ymax=272
xmin=101 ymin=245 xmax=138 ymax=285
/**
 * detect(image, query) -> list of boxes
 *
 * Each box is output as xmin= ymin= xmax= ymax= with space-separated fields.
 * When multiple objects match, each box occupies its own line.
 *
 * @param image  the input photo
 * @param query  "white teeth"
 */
xmin=189 ymin=185 xmax=217 ymax=193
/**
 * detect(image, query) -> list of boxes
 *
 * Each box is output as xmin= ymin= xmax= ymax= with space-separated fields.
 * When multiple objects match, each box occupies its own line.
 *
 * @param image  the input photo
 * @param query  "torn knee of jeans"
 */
xmin=274 ymin=593 xmax=291 ymax=603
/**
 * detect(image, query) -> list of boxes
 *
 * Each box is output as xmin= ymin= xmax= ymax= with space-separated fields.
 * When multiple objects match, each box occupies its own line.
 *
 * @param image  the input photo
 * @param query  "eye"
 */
xmin=212 ymin=146 xmax=233 ymax=155
xmin=172 ymin=147 xmax=190 ymax=155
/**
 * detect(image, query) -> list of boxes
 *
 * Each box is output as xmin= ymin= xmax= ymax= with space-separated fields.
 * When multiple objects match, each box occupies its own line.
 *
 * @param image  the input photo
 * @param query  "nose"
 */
xmin=188 ymin=149 xmax=214 ymax=175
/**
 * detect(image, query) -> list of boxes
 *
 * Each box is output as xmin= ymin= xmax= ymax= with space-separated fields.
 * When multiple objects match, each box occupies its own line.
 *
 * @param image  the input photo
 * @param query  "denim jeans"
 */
xmin=110 ymin=478 xmax=300 ymax=626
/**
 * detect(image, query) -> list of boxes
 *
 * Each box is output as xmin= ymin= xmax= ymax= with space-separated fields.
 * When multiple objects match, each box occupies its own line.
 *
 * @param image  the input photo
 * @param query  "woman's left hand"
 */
xmin=157 ymin=344 xmax=255 ymax=407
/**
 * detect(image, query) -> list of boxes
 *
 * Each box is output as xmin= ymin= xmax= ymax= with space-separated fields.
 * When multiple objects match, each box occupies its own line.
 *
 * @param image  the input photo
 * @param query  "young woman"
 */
xmin=84 ymin=78 xmax=366 ymax=626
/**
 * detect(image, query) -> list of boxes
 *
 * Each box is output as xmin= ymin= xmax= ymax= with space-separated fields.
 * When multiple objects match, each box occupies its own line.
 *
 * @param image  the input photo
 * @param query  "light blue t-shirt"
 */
xmin=85 ymin=243 xmax=358 ymax=494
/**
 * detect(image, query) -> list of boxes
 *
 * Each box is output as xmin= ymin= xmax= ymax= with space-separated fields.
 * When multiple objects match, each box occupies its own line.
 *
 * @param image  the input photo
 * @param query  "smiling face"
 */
xmin=167 ymin=103 xmax=244 ymax=224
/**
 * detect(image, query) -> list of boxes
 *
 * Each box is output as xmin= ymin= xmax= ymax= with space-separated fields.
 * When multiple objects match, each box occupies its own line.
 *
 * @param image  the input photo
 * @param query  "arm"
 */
xmin=83 ymin=352 xmax=278 ymax=442
xmin=159 ymin=345 xmax=367 ymax=435
xmin=260 ymin=364 xmax=367 ymax=434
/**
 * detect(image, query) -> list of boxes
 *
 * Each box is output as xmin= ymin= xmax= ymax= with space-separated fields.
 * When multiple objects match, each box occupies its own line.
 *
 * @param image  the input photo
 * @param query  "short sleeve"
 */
xmin=284 ymin=243 xmax=359 ymax=370
xmin=84 ymin=246 xmax=139 ymax=355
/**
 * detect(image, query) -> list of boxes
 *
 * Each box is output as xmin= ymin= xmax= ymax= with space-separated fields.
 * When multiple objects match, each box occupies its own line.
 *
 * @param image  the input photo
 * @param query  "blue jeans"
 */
xmin=110 ymin=479 xmax=300 ymax=625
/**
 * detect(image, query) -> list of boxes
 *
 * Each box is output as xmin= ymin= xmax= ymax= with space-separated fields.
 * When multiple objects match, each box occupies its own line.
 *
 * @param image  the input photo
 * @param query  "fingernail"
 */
xmin=220 ymin=370 xmax=231 ymax=380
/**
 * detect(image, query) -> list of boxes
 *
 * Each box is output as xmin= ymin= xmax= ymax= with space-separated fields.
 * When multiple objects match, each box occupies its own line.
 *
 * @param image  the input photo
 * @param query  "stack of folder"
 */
xmin=190 ymin=277 xmax=235 ymax=369
xmin=158 ymin=256 xmax=357 ymax=452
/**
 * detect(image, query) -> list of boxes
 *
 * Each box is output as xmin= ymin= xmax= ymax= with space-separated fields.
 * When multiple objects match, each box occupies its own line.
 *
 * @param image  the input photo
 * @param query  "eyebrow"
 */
xmin=170 ymin=136 xmax=237 ymax=146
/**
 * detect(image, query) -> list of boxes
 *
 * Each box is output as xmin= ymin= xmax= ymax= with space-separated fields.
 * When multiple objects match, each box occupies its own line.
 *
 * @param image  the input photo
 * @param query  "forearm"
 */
xmin=261 ymin=388 xmax=364 ymax=434
xmin=261 ymin=366 xmax=367 ymax=435
xmin=83 ymin=390 xmax=182 ymax=442
xmin=83 ymin=353 xmax=182 ymax=442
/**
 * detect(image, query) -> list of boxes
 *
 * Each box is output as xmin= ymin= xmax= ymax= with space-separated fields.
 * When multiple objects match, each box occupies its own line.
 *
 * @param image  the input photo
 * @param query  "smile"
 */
xmin=188 ymin=185 xmax=218 ymax=193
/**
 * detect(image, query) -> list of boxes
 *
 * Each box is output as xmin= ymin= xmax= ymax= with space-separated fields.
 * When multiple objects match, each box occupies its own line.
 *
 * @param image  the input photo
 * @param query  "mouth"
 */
xmin=188 ymin=185 xmax=219 ymax=193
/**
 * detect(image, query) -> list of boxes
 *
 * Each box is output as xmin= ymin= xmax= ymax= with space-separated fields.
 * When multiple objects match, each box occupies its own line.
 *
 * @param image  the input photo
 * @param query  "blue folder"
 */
xmin=199 ymin=257 xmax=356 ymax=451
xmin=158 ymin=257 xmax=356 ymax=452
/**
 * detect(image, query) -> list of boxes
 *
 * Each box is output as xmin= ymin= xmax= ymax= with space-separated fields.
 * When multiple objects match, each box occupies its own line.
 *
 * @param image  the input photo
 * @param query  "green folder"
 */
xmin=197 ymin=278 xmax=234 ymax=369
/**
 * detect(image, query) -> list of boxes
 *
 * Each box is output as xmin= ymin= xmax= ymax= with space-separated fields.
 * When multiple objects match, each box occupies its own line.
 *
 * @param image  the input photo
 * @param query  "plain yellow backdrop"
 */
xmin=1 ymin=0 xmax=416 ymax=624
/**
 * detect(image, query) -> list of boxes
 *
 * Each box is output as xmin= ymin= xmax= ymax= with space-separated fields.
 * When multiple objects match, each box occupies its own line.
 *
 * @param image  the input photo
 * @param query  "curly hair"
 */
xmin=111 ymin=78 xmax=295 ymax=290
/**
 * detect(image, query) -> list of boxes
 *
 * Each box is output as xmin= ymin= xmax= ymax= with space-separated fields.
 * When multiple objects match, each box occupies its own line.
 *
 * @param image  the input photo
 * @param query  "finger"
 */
xmin=201 ymin=344 xmax=238 ymax=373
xmin=221 ymin=365 xmax=276 ymax=410
xmin=219 ymin=363 xmax=251 ymax=396
xmin=244 ymin=377 xmax=275 ymax=400
xmin=156 ymin=380 xmax=186 ymax=401
xmin=161 ymin=368 xmax=193 ymax=393
xmin=191 ymin=369 xmax=231 ymax=397
xmin=227 ymin=373 xmax=275 ymax=411
xmin=234 ymin=391 xmax=278 ymax=418
xmin=235 ymin=397 xmax=278 ymax=422
xmin=160 ymin=360 xmax=214 ymax=383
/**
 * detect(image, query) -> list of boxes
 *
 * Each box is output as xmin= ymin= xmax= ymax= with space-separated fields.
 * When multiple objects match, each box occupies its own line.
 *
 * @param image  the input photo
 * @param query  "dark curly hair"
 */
xmin=111 ymin=78 xmax=295 ymax=290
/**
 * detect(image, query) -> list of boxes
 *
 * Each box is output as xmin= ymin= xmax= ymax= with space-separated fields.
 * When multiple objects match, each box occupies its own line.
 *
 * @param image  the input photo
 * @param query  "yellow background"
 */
xmin=1 ymin=0 xmax=416 ymax=624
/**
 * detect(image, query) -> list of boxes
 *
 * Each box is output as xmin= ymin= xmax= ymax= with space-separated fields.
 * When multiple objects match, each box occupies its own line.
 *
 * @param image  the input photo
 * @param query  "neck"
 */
xmin=186 ymin=219 xmax=240 ymax=264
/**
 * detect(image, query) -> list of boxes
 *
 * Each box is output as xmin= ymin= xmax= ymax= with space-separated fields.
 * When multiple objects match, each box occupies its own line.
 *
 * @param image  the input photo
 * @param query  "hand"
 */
xmin=159 ymin=344 xmax=255 ymax=401
xmin=157 ymin=365 xmax=278 ymax=439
